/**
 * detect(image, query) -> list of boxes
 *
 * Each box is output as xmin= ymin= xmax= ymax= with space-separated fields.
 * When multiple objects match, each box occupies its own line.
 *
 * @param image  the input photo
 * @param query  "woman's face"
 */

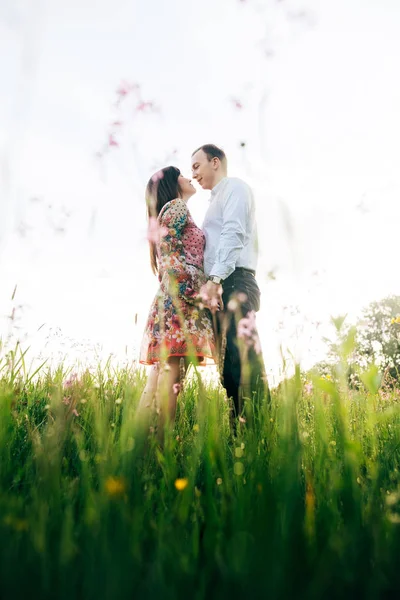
xmin=178 ymin=174 xmax=196 ymax=201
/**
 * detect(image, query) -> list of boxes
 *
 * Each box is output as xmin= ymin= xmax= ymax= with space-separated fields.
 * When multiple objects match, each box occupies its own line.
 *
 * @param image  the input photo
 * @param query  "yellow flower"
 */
xmin=193 ymin=424 xmax=200 ymax=433
xmin=391 ymin=316 xmax=400 ymax=325
xmin=105 ymin=476 xmax=126 ymax=497
xmin=14 ymin=519 xmax=29 ymax=532
xmin=174 ymin=478 xmax=188 ymax=491
xmin=3 ymin=515 xmax=29 ymax=532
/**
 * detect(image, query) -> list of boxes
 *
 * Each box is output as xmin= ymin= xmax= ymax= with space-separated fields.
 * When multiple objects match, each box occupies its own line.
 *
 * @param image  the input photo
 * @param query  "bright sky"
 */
xmin=1 ymin=0 xmax=400 ymax=384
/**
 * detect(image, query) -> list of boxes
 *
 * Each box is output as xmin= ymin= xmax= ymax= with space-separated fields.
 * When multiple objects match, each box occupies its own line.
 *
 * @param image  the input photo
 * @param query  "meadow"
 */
xmin=1 ymin=343 xmax=400 ymax=600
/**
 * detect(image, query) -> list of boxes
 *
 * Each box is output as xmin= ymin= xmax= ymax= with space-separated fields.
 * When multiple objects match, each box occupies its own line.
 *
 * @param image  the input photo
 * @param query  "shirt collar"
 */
xmin=210 ymin=177 xmax=228 ymax=199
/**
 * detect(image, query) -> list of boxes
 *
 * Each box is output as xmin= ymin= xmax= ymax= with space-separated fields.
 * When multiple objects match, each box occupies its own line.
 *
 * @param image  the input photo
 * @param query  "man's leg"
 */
xmin=220 ymin=271 xmax=269 ymax=418
xmin=221 ymin=308 xmax=242 ymax=418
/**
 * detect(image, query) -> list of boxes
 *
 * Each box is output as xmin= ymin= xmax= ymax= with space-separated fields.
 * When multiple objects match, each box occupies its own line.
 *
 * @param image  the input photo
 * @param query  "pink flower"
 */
xmin=231 ymin=97 xmax=243 ymax=109
xmin=64 ymin=373 xmax=78 ymax=388
xmin=62 ymin=396 xmax=71 ymax=405
xmin=151 ymin=170 xmax=164 ymax=183
xmin=116 ymin=81 xmax=139 ymax=97
xmin=109 ymin=134 xmax=119 ymax=147
xmin=147 ymin=217 xmax=168 ymax=243
xmin=117 ymin=83 xmax=130 ymax=96
xmin=172 ymin=383 xmax=181 ymax=395
xmin=72 ymin=408 xmax=79 ymax=417
xmin=237 ymin=311 xmax=256 ymax=339
xmin=136 ymin=101 xmax=154 ymax=112
xmin=237 ymin=320 xmax=251 ymax=339
xmin=237 ymin=311 xmax=262 ymax=354
xmin=304 ymin=382 xmax=313 ymax=395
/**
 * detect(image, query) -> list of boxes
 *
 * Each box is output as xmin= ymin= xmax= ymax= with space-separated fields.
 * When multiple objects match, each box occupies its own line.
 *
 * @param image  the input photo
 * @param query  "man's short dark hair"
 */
xmin=192 ymin=144 xmax=227 ymax=166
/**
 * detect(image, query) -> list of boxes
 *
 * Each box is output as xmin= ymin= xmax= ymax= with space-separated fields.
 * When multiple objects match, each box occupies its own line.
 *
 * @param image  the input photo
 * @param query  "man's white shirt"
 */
xmin=202 ymin=177 xmax=258 ymax=280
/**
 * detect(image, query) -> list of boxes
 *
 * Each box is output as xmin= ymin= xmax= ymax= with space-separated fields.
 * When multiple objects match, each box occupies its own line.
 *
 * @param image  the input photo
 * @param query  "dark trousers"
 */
xmin=214 ymin=268 xmax=268 ymax=418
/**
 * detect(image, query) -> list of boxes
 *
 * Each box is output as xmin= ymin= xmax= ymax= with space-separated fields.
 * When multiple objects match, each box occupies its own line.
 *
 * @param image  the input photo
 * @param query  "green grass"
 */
xmin=1 ymin=348 xmax=400 ymax=599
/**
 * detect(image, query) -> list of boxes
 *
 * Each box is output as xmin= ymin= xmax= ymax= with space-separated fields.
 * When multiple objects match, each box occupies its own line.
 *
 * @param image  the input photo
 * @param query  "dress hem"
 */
xmin=140 ymin=353 xmax=215 ymax=366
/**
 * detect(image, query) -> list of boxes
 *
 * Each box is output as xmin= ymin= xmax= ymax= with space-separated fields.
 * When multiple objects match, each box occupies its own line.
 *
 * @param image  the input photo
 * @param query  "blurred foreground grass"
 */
xmin=1 ymin=344 xmax=400 ymax=599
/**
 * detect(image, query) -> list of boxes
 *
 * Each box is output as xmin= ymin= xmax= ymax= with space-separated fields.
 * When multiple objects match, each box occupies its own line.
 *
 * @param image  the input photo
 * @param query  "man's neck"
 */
xmin=211 ymin=173 xmax=227 ymax=190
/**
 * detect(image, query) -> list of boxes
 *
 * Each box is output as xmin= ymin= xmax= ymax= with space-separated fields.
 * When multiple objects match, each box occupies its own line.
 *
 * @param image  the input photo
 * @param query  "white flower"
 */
xmin=172 ymin=330 xmax=186 ymax=343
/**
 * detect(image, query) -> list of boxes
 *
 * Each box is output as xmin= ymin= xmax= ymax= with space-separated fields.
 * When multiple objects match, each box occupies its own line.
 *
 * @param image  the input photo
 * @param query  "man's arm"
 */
xmin=202 ymin=181 xmax=252 ymax=312
xmin=209 ymin=181 xmax=251 ymax=280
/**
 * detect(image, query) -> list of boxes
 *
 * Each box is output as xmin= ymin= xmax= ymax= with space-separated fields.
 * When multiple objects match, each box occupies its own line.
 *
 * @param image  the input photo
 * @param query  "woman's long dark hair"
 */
xmin=146 ymin=166 xmax=182 ymax=275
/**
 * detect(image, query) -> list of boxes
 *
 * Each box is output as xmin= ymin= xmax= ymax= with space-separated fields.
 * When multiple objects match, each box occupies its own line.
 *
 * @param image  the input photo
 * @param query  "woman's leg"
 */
xmin=157 ymin=357 xmax=187 ymax=441
xmin=136 ymin=365 xmax=160 ymax=428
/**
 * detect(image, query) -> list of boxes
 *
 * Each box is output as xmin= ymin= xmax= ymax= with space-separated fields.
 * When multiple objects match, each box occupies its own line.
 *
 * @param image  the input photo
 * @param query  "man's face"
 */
xmin=191 ymin=150 xmax=217 ymax=190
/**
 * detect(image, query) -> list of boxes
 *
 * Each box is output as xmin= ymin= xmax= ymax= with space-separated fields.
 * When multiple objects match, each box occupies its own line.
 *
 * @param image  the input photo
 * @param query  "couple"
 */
xmin=138 ymin=144 xmax=267 ymax=431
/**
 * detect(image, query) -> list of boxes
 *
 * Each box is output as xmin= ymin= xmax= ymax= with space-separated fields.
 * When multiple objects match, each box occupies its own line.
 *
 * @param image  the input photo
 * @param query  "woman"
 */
xmin=138 ymin=166 xmax=215 ymax=433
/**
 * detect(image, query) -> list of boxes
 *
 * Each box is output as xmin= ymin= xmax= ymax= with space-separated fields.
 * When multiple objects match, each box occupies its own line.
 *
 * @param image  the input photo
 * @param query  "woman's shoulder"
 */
xmin=158 ymin=198 xmax=188 ymax=220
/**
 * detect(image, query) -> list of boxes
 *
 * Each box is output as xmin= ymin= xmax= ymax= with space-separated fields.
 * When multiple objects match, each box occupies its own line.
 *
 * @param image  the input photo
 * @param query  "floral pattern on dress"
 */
xmin=140 ymin=199 xmax=215 ymax=365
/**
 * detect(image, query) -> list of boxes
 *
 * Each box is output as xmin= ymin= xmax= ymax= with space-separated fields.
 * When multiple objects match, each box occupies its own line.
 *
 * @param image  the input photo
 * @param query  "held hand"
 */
xmin=199 ymin=281 xmax=224 ymax=313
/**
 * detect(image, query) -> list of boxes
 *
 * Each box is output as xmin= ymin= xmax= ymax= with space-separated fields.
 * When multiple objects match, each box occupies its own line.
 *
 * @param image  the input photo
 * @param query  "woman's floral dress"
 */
xmin=140 ymin=199 xmax=215 ymax=365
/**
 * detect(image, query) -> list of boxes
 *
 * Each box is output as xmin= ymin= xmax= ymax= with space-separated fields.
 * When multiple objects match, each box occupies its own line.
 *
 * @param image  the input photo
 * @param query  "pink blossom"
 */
xmin=136 ymin=101 xmax=154 ymax=112
xmin=109 ymin=134 xmax=119 ymax=147
xmin=117 ymin=83 xmax=130 ymax=96
xmin=64 ymin=373 xmax=78 ymax=387
xmin=231 ymin=97 xmax=243 ymax=109
xmin=116 ymin=81 xmax=139 ymax=97
xmin=151 ymin=170 xmax=164 ymax=183
xmin=237 ymin=311 xmax=261 ymax=354
xmin=147 ymin=217 xmax=168 ymax=244
xmin=237 ymin=320 xmax=251 ymax=339
xmin=64 ymin=373 xmax=78 ymax=388
xmin=172 ymin=383 xmax=181 ymax=395
xmin=304 ymin=382 xmax=313 ymax=395
xmin=72 ymin=408 xmax=79 ymax=417
xmin=238 ymin=311 xmax=256 ymax=338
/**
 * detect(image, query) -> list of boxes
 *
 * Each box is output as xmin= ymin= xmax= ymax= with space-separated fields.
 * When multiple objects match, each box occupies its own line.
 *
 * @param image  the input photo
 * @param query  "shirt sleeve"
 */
xmin=210 ymin=182 xmax=251 ymax=280
xmin=158 ymin=199 xmax=201 ymax=305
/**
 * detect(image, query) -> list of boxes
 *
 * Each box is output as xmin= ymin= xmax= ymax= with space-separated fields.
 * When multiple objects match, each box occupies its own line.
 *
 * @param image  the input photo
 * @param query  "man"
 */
xmin=191 ymin=143 xmax=268 ymax=420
